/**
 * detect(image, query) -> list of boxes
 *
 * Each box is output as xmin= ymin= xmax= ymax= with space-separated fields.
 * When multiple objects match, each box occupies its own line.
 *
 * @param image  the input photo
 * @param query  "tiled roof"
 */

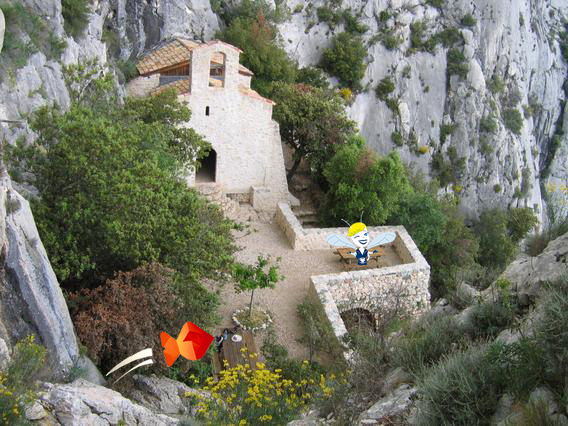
xmin=150 ymin=79 xmax=191 ymax=95
xmin=238 ymin=85 xmax=275 ymax=105
xmin=137 ymin=38 xmax=254 ymax=76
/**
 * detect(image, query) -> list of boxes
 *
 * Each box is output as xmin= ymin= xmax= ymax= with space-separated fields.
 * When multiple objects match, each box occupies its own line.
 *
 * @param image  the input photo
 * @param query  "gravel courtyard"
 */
xmin=217 ymin=221 xmax=344 ymax=359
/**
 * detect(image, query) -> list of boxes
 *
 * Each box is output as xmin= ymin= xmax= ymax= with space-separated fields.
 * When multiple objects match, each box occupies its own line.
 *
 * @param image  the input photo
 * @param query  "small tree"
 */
xmin=233 ymin=255 xmax=283 ymax=318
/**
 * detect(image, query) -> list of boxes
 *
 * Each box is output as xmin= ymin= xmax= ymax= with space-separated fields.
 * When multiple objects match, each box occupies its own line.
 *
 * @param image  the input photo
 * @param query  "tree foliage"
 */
xmin=217 ymin=9 xmax=297 ymax=97
xmin=271 ymin=82 xmax=357 ymax=182
xmin=27 ymin=85 xmax=236 ymax=289
xmin=320 ymin=32 xmax=367 ymax=90
xmin=319 ymin=136 xmax=412 ymax=226
xmin=61 ymin=0 xmax=90 ymax=38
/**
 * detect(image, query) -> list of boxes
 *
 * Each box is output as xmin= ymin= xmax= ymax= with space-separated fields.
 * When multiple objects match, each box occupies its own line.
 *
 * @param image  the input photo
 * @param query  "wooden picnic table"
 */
xmin=211 ymin=329 xmax=259 ymax=379
xmin=333 ymin=246 xmax=386 ymax=271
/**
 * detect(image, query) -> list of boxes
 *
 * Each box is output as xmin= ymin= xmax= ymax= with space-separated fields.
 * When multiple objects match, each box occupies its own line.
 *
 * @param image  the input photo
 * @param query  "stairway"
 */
xmin=292 ymin=207 xmax=319 ymax=228
xmin=195 ymin=183 xmax=259 ymax=224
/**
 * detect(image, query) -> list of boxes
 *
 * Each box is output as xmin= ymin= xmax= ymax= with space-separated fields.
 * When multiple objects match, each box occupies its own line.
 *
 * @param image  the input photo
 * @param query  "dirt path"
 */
xmin=217 ymin=221 xmax=343 ymax=359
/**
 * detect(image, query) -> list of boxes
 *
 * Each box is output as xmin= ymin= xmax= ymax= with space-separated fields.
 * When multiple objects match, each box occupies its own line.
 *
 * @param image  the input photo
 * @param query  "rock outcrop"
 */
xmin=0 ymin=8 xmax=4 ymax=54
xmin=0 ymin=172 xmax=79 ymax=379
xmin=38 ymin=379 xmax=179 ymax=425
xmin=357 ymin=384 xmax=417 ymax=425
xmin=483 ymin=231 xmax=568 ymax=306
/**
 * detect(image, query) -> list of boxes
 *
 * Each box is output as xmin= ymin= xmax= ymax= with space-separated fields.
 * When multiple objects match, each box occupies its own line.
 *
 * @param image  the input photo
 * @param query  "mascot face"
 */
xmin=351 ymin=229 xmax=369 ymax=248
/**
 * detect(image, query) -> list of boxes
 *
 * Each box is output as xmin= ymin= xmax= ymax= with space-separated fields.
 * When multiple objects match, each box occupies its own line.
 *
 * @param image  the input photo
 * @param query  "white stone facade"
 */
xmin=277 ymin=203 xmax=431 ymax=361
xmin=127 ymin=40 xmax=297 ymax=212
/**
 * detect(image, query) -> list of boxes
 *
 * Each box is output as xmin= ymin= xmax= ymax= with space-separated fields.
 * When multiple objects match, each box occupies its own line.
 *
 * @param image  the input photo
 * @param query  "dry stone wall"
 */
xmin=277 ymin=203 xmax=431 ymax=360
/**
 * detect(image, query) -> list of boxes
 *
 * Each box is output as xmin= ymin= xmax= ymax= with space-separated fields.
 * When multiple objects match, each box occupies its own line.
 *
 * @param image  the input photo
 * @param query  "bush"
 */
xmin=69 ymin=264 xmax=205 ymax=372
xmin=320 ymin=138 xmax=412 ymax=226
xmin=439 ymin=123 xmax=455 ymax=144
xmin=385 ymin=97 xmax=400 ymax=115
xmin=526 ymin=195 xmax=568 ymax=256
xmin=461 ymin=14 xmax=477 ymax=27
xmin=62 ymin=0 xmax=90 ymax=38
xmin=297 ymin=298 xmax=344 ymax=362
xmin=391 ymin=131 xmax=404 ymax=146
xmin=502 ymin=108 xmax=524 ymax=135
xmin=507 ymin=207 xmax=538 ymax=243
xmin=296 ymin=66 xmax=329 ymax=89
xmin=0 ymin=335 xmax=47 ymax=425
xmin=494 ymin=184 xmax=502 ymax=193
xmin=480 ymin=115 xmax=498 ymax=133
xmin=343 ymin=10 xmax=369 ymax=34
xmin=462 ymin=301 xmax=514 ymax=340
xmin=447 ymin=48 xmax=469 ymax=79
xmin=392 ymin=316 xmax=466 ymax=377
xmin=375 ymin=76 xmax=395 ymax=100
xmin=415 ymin=343 xmax=501 ymax=425
xmin=320 ymin=32 xmax=367 ymax=90
xmin=488 ymin=76 xmax=506 ymax=94
xmin=436 ymin=27 xmax=463 ymax=48
xmin=475 ymin=208 xmax=517 ymax=269
xmin=381 ymin=31 xmax=404 ymax=50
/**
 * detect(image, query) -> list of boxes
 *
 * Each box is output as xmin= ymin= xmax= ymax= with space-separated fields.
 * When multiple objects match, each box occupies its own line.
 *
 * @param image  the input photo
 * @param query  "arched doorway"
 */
xmin=341 ymin=308 xmax=376 ymax=334
xmin=196 ymin=149 xmax=216 ymax=183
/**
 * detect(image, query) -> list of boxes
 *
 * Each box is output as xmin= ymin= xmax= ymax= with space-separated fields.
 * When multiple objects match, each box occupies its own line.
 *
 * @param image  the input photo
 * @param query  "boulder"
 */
xmin=128 ymin=374 xmax=206 ymax=416
xmin=25 ymin=400 xmax=47 ymax=421
xmin=0 ymin=176 xmax=79 ymax=379
xmin=39 ymin=379 xmax=178 ymax=425
xmin=357 ymin=384 xmax=417 ymax=425
xmin=0 ymin=337 xmax=10 ymax=370
xmin=75 ymin=355 xmax=106 ymax=386
xmin=483 ymin=232 xmax=568 ymax=306
xmin=491 ymin=393 xmax=515 ymax=424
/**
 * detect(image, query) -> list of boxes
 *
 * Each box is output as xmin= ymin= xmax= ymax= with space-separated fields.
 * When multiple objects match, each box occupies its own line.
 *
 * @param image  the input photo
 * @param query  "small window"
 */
xmin=205 ymin=106 xmax=210 ymax=116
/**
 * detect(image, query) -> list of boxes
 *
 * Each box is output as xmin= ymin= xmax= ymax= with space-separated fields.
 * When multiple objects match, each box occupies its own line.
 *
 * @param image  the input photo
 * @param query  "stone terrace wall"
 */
xmin=276 ymin=203 xmax=431 ymax=361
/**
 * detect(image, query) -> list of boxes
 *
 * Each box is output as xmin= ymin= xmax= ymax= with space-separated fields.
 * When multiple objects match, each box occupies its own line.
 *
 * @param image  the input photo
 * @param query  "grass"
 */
xmin=62 ymin=0 xmax=91 ymax=38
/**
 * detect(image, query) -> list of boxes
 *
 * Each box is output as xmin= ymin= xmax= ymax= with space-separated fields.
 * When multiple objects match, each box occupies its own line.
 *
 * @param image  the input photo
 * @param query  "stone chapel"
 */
xmin=127 ymin=38 xmax=298 ymax=211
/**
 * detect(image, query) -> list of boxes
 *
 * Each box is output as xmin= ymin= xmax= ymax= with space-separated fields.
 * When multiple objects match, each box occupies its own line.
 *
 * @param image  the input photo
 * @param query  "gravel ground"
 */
xmin=217 ymin=221 xmax=344 ymax=360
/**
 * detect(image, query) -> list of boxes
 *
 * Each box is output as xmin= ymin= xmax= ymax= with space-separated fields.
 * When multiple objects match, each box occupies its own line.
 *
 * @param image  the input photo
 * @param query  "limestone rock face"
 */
xmin=483 ymin=231 xmax=568 ymax=306
xmin=277 ymin=0 xmax=568 ymax=221
xmin=0 ymin=8 xmax=4 ymax=54
xmin=0 ymin=174 xmax=79 ymax=379
xmin=39 ymin=379 xmax=179 ymax=425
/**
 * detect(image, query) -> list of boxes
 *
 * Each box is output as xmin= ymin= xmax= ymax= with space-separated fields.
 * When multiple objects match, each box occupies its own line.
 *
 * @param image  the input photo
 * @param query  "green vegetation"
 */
xmin=461 ymin=14 xmax=477 ymax=27
xmin=0 ymin=2 xmax=67 ymax=70
xmin=320 ymin=136 xmax=412 ymax=226
xmin=297 ymin=298 xmax=344 ymax=362
xmin=447 ymin=48 xmax=469 ymax=79
xmin=233 ymin=255 xmax=283 ymax=318
xmin=431 ymin=148 xmax=466 ymax=187
xmin=410 ymin=21 xmax=436 ymax=53
xmin=320 ymin=32 xmax=367 ymax=90
xmin=296 ymin=66 xmax=329 ymax=89
xmin=526 ymin=192 xmax=568 ymax=256
xmin=436 ymin=27 xmax=463 ymax=48
xmin=317 ymin=6 xmax=341 ymax=28
xmin=391 ymin=131 xmax=404 ymax=146
xmin=426 ymin=0 xmax=444 ymax=9
xmin=8 ymin=66 xmax=238 ymax=371
xmin=480 ymin=114 xmax=498 ymax=133
xmin=488 ymin=75 xmax=506 ymax=94
xmin=217 ymin=5 xmax=297 ymax=97
xmin=375 ymin=76 xmax=395 ymax=100
xmin=558 ymin=22 xmax=568 ymax=62
xmin=494 ymin=184 xmax=502 ymax=193
xmin=0 ymin=336 xmax=47 ymax=425
xmin=271 ymin=82 xmax=357 ymax=182
xmin=385 ymin=97 xmax=400 ymax=115
xmin=62 ymin=0 xmax=90 ymax=38
xmin=439 ymin=123 xmax=455 ymax=144
xmin=502 ymin=108 xmax=524 ymax=135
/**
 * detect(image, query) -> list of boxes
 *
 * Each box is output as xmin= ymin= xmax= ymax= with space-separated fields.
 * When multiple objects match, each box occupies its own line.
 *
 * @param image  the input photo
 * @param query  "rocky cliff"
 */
xmin=278 ymin=0 xmax=568 ymax=222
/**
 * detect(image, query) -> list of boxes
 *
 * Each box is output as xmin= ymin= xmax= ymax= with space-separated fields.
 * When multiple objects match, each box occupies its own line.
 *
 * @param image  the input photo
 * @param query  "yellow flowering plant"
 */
xmin=186 ymin=353 xmax=340 ymax=425
xmin=0 ymin=335 xmax=46 ymax=425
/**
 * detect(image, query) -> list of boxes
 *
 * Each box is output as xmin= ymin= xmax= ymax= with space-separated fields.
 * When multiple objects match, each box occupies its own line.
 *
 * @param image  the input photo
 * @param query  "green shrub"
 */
xmin=526 ymin=195 xmax=568 ymax=256
xmin=0 ymin=335 xmax=47 ymax=425
xmin=415 ymin=343 xmax=501 ymax=425
xmin=321 ymin=32 xmax=367 ymax=90
xmin=502 ymin=108 xmax=524 ymax=135
xmin=385 ymin=97 xmax=400 ymax=115
xmin=488 ymin=76 xmax=506 ymax=94
xmin=296 ymin=66 xmax=329 ymax=89
xmin=392 ymin=316 xmax=465 ymax=377
xmin=343 ymin=9 xmax=369 ymax=34
xmin=559 ymin=23 xmax=568 ymax=62
xmin=297 ymin=298 xmax=344 ymax=362
xmin=436 ymin=27 xmax=462 ymax=48
xmin=293 ymin=4 xmax=303 ymax=13
xmin=461 ymin=14 xmax=477 ymax=27
xmin=426 ymin=0 xmax=444 ymax=9
xmin=480 ymin=115 xmax=498 ymax=133
xmin=382 ymin=31 xmax=404 ymax=50
xmin=391 ymin=131 xmax=404 ymax=146
xmin=507 ymin=398 xmax=563 ymax=426
xmin=475 ymin=208 xmax=517 ymax=269
xmin=317 ymin=6 xmax=341 ymax=28
xmin=447 ymin=48 xmax=469 ymax=79
xmin=375 ymin=76 xmax=395 ymax=100
xmin=507 ymin=207 xmax=538 ymax=243
xmin=494 ymin=184 xmax=502 ymax=193
xmin=62 ymin=0 xmax=91 ymax=38
xmin=439 ymin=123 xmax=455 ymax=144
xmin=462 ymin=301 xmax=514 ymax=340
xmin=117 ymin=59 xmax=139 ymax=83
xmin=320 ymin=138 xmax=411 ymax=226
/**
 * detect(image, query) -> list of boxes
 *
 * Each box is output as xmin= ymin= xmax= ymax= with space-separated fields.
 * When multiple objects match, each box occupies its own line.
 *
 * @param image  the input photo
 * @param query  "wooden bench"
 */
xmin=333 ymin=247 xmax=386 ymax=271
xmin=211 ymin=330 xmax=259 ymax=379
